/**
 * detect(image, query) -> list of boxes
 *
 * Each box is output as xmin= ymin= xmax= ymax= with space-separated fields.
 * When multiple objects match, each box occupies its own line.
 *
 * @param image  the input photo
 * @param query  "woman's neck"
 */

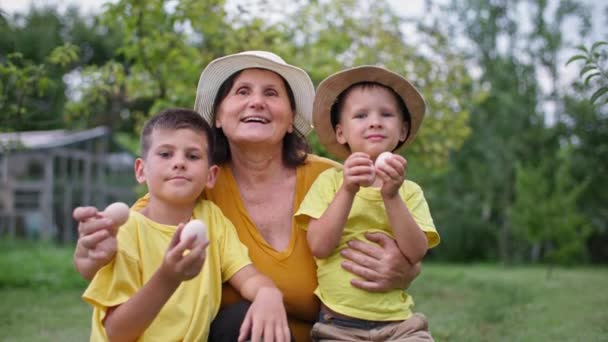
xmin=229 ymin=144 xmax=289 ymax=185
xmin=140 ymin=199 xmax=195 ymax=226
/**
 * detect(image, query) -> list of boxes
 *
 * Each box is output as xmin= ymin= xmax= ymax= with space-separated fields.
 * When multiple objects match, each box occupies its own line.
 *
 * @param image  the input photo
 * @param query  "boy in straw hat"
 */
xmin=295 ymin=66 xmax=440 ymax=340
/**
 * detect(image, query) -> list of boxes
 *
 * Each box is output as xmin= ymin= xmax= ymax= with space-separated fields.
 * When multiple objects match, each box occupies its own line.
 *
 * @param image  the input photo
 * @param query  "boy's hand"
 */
xmin=376 ymin=153 xmax=407 ymax=198
xmin=159 ymin=223 xmax=208 ymax=283
xmin=238 ymin=287 xmax=290 ymax=342
xmin=343 ymin=152 xmax=375 ymax=192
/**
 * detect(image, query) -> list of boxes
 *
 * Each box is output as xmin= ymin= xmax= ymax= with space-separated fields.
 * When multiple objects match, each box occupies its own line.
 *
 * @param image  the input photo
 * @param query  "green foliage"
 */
xmin=47 ymin=42 xmax=80 ymax=68
xmin=510 ymin=153 xmax=591 ymax=265
xmin=562 ymin=94 xmax=608 ymax=262
xmin=0 ymin=50 xmax=71 ymax=132
xmin=566 ymin=41 xmax=608 ymax=105
xmin=286 ymin=0 xmax=472 ymax=168
xmin=60 ymin=0 xmax=472 ymax=172
xmin=421 ymin=0 xmax=602 ymax=264
xmin=0 ymin=6 xmax=124 ymax=131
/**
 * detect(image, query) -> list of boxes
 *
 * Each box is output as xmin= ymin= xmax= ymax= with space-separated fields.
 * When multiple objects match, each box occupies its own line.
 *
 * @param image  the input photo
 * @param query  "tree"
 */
xmin=0 ymin=45 xmax=79 ymax=132
xmin=0 ymin=5 xmax=123 ymax=131
xmin=510 ymin=153 xmax=591 ymax=269
xmin=424 ymin=0 xmax=594 ymax=263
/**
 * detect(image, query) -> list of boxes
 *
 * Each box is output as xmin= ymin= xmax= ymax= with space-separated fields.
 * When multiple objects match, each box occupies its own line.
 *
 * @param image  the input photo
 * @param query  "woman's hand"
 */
xmin=73 ymin=206 xmax=119 ymax=280
xmin=238 ymin=287 xmax=290 ymax=342
xmin=340 ymin=232 xmax=421 ymax=291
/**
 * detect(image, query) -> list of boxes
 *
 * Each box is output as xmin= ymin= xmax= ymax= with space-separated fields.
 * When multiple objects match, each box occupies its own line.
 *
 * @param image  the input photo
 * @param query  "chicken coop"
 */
xmin=0 ymin=126 xmax=136 ymax=243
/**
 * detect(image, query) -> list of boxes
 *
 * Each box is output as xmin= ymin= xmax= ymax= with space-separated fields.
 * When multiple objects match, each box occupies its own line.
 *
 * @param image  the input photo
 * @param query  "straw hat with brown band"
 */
xmin=193 ymin=50 xmax=316 ymax=137
xmin=313 ymin=66 xmax=426 ymax=160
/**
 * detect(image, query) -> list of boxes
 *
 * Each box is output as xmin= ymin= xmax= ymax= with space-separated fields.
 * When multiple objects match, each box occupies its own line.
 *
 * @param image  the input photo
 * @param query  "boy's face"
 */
xmin=135 ymin=128 xmax=217 ymax=206
xmin=335 ymin=86 xmax=408 ymax=160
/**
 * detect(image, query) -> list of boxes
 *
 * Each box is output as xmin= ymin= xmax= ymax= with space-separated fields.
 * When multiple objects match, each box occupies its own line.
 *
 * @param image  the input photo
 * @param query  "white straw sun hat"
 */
xmin=193 ymin=51 xmax=315 ymax=136
xmin=313 ymin=66 xmax=426 ymax=159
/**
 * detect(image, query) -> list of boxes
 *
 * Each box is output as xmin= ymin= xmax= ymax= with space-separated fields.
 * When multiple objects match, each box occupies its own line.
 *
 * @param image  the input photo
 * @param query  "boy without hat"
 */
xmin=83 ymin=108 xmax=290 ymax=342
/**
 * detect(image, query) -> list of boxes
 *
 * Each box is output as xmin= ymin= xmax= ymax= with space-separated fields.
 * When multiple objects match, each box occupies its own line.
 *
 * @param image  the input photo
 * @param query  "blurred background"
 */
xmin=0 ymin=0 xmax=606 ymax=341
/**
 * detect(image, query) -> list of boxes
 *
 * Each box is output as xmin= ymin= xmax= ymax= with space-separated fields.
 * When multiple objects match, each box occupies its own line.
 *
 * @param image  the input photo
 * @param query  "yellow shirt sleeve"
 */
xmin=294 ymin=168 xmax=339 ymax=228
xmin=402 ymin=180 xmax=440 ymax=249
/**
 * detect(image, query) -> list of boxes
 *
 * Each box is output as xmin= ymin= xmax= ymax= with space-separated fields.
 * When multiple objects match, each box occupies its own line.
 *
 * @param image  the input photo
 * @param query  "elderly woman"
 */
xmin=73 ymin=51 xmax=420 ymax=342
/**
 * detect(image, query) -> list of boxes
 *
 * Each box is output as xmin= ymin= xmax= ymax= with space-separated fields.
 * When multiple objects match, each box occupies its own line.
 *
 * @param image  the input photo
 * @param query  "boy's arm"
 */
xmin=383 ymin=195 xmax=428 ymax=264
xmin=228 ymin=265 xmax=290 ymax=342
xmin=306 ymin=185 xmax=356 ymax=258
xmin=103 ymin=267 xmax=182 ymax=342
xmin=306 ymin=152 xmax=374 ymax=258
xmin=103 ymin=228 xmax=206 ymax=342
xmin=377 ymin=155 xmax=428 ymax=264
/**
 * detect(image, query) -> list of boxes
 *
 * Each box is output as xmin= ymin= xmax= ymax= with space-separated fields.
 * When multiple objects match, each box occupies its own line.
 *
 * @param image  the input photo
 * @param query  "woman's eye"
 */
xmin=265 ymin=89 xmax=278 ymax=96
xmin=354 ymin=112 xmax=367 ymax=118
xmin=236 ymin=87 xmax=249 ymax=95
xmin=382 ymin=112 xmax=395 ymax=117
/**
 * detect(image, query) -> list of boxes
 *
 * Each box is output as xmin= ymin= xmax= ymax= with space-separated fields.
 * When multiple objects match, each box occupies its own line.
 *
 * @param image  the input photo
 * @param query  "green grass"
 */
xmin=410 ymin=264 xmax=608 ymax=341
xmin=1 ymin=239 xmax=607 ymax=341
xmin=0 ymin=239 xmax=89 ymax=341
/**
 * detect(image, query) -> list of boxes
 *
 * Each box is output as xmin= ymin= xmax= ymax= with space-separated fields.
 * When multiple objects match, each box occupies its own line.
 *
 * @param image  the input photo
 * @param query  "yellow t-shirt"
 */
xmin=295 ymin=167 xmax=440 ymax=321
xmin=132 ymin=154 xmax=338 ymax=342
xmin=83 ymin=200 xmax=251 ymax=342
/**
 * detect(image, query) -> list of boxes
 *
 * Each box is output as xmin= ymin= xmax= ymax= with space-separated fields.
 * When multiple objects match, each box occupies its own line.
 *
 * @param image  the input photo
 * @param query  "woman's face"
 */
xmin=215 ymin=68 xmax=295 ymax=147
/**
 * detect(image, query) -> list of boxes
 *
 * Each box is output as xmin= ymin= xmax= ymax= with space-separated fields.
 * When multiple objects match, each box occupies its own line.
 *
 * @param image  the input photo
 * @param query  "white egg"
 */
xmin=375 ymin=152 xmax=393 ymax=170
xmin=181 ymin=219 xmax=208 ymax=245
xmin=103 ymin=202 xmax=130 ymax=226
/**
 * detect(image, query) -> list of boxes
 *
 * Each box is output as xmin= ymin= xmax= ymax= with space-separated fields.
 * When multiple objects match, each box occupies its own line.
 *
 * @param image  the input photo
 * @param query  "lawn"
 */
xmin=1 ymin=240 xmax=607 ymax=341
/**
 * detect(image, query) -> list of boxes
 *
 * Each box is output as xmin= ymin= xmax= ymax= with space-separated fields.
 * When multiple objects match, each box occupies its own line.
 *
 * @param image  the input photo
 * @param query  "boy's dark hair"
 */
xmin=330 ymin=82 xmax=412 ymax=151
xmin=140 ymin=108 xmax=215 ymax=161
xmin=211 ymin=69 xmax=310 ymax=167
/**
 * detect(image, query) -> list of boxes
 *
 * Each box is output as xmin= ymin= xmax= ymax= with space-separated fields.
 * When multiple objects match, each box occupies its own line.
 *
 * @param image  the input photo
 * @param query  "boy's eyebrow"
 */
xmin=153 ymin=144 xmax=202 ymax=152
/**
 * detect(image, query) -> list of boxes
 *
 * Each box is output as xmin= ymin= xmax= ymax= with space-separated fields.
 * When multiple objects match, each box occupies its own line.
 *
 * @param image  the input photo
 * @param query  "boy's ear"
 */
xmin=134 ymin=158 xmax=147 ymax=184
xmin=399 ymin=121 xmax=409 ymax=143
xmin=335 ymin=124 xmax=347 ymax=145
xmin=206 ymin=165 xmax=220 ymax=188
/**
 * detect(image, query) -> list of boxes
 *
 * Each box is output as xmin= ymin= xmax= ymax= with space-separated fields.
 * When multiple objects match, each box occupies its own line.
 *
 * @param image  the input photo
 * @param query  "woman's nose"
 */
xmin=248 ymin=92 xmax=266 ymax=110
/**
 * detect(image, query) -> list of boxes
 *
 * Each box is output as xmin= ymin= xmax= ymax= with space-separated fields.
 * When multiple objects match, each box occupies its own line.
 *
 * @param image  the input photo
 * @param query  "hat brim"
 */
xmin=194 ymin=52 xmax=315 ymax=136
xmin=313 ymin=66 xmax=426 ymax=159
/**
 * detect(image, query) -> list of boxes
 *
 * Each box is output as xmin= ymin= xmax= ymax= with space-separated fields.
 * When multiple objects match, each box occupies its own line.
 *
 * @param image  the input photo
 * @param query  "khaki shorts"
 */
xmin=311 ymin=312 xmax=433 ymax=341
